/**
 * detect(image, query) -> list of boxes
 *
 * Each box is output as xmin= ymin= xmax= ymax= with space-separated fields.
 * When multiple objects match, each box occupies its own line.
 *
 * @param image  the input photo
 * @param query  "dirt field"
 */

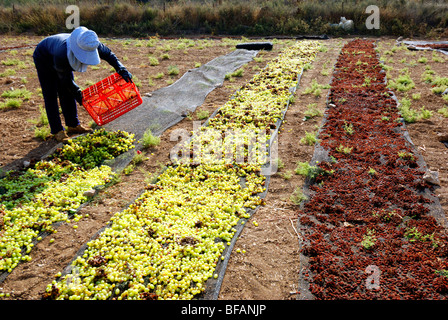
xmin=0 ymin=35 xmax=447 ymax=300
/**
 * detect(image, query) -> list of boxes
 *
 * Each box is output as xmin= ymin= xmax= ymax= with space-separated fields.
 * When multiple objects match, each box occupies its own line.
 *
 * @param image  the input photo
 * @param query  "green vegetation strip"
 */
xmin=0 ymin=129 xmax=135 ymax=275
xmin=0 ymin=1 xmax=445 ymax=37
xmin=43 ymin=41 xmax=320 ymax=300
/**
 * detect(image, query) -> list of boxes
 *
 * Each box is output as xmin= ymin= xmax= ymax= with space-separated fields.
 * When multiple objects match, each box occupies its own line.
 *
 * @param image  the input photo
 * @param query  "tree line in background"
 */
xmin=0 ymin=0 xmax=447 ymax=37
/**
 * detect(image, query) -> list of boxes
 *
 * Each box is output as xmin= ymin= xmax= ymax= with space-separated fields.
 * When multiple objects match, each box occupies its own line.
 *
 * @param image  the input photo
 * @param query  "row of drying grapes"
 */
xmin=43 ymin=41 xmax=320 ymax=300
xmin=0 ymin=129 xmax=135 ymax=274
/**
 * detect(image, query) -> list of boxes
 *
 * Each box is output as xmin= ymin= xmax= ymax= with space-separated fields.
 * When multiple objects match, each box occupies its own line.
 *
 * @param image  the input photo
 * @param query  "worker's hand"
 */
xmin=118 ymin=67 xmax=132 ymax=83
xmin=74 ymin=89 xmax=83 ymax=106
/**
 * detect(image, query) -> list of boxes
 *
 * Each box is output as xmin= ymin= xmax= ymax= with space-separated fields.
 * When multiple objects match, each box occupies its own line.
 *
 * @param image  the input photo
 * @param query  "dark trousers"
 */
xmin=33 ymin=57 xmax=79 ymax=134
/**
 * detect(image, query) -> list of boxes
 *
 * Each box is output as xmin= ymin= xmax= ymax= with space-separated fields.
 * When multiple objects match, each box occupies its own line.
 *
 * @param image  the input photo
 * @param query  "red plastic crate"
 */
xmin=82 ymin=72 xmax=143 ymax=126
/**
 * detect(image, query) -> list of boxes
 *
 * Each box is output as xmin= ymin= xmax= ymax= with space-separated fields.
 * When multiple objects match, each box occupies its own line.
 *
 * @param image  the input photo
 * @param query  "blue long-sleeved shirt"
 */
xmin=33 ymin=33 xmax=124 ymax=96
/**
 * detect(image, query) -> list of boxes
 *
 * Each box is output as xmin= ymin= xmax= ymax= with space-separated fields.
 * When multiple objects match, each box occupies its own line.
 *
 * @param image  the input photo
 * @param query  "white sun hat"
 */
xmin=68 ymin=26 xmax=100 ymax=65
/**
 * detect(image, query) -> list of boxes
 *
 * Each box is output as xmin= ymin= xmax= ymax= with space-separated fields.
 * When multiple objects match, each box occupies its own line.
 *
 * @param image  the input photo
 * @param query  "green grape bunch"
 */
xmin=0 ymin=129 xmax=136 ymax=275
xmin=51 ymin=129 xmax=135 ymax=169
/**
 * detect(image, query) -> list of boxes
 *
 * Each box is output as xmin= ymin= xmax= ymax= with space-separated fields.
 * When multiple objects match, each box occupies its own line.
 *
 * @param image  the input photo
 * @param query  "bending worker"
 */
xmin=33 ymin=26 xmax=132 ymax=143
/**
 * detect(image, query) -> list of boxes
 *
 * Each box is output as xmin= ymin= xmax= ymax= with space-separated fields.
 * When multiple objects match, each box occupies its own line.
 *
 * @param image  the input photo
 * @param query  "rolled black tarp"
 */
xmin=236 ymin=42 xmax=273 ymax=51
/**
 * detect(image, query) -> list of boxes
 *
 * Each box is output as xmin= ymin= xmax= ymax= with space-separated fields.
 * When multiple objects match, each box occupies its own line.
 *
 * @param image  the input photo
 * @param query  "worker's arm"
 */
xmin=98 ymin=43 xmax=132 ymax=82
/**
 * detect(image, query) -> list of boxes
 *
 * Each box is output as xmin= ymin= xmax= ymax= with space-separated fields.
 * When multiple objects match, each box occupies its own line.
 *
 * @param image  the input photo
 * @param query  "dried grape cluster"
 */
xmin=297 ymin=39 xmax=448 ymax=300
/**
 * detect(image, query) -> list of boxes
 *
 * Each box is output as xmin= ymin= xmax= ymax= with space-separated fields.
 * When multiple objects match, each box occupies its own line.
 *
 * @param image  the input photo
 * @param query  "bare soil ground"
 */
xmin=0 ymin=35 xmax=447 ymax=300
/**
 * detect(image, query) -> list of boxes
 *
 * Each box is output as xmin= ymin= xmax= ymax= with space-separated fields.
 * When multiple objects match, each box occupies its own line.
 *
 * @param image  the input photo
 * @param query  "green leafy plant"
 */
xmin=404 ymin=227 xmax=438 ymax=247
xmin=1 ymin=88 xmax=32 ymax=100
xmin=300 ymin=131 xmax=318 ymax=145
xmin=398 ymin=151 xmax=415 ymax=161
xmin=430 ymin=76 xmax=448 ymax=95
xmin=432 ymin=55 xmax=445 ymax=63
xmin=303 ymin=103 xmax=321 ymax=120
xmin=161 ymin=53 xmax=170 ymax=60
xmin=149 ymin=56 xmax=159 ymax=66
xmin=132 ymin=151 xmax=146 ymax=165
xmin=132 ymin=76 xmax=142 ymax=88
xmin=336 ymin=144 xmax=353 ymax=154
xmin=432 ymin=86 xmax=446 ymax=95
xmin=388 ymin=74 xmax=415 ymax=92
xmin=29 ymin=105 xmax=49 ymax=126
xmin=295 ymin=161 xmax=315 ymax=177
xmin=302 ymin=79 xmax=329 ymax=97
xmin=290 ymin=187 xmax=307 ymax=205
xmin=421 ymin=67 xmax=435 ymax=83
xmin=168 ymin=65 xmax=180 ymax=76
xmin=417 ymin=57 xmax=428 ymax=64
xmin=234 ymin=68 xmax=243 ymax=77
xmin=419 ymin=106 xmax=432 ymax=119
xmin=303 ymin=63 xmax=312 ymax=71
xmin=1 ymin=58 xmax=26 ymax=68
xmin=363 ymin=77 xmax=372 ymax=87
xmin=404 ymin=227 xmax=423 ymax=241
xmin=225 ymin=68 xmax=244 ymax=80
xmin=276 ymin=158 xmax=285 ymax=170
xmin=398 ymin=97 xmax=420 ymax=123
xmin=437 ymin=106 xmax=448 ymax=118
xmin=361 ymin=229 xmax=377 ymax=250
xmin=343 ymin=121 xmax=354 ymax=135
xmin=411 ymin=93 xmax=421 ymax=100
xmin=319 ymin=45 xmax=328 ymax=53
xmin=435 ymin=269 xmax=448 ymax=277
xmin=295 ymin=161 xmax=333 ymax=180
xmin=34 ymin=126 xmax=51 ymax=140
xmin=0 ymin=99 xmax=22 ymax=109
xmin=141 ymin=129 xmax=160 ymax=148
xmin=196 ymin=110 xmax=210 ymax=120
xmin=0 ymin=69 xmax=16 ymax=77
xmin=279 ymin=170 xmax=293 ymax=180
